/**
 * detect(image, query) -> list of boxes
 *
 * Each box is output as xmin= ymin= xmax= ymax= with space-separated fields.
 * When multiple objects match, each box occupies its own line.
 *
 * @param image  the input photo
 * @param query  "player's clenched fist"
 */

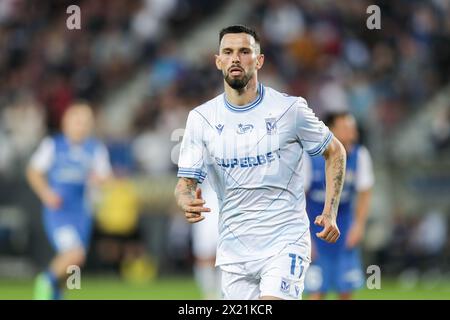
xmin=314 ymin=213 xmax=340 ymax=243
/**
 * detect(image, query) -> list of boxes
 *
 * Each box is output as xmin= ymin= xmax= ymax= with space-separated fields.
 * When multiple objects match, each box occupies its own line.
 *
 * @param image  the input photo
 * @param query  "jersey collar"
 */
xmin=223 ymin=83 xmax=265 ymax=112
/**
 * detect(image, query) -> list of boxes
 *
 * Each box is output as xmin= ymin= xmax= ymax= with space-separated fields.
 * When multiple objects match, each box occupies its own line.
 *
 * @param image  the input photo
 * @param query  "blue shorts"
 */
xmin=43 ymin=210 xmax=93 ymax=253
xmin=304 ymin=249 xmax=364 ymax=294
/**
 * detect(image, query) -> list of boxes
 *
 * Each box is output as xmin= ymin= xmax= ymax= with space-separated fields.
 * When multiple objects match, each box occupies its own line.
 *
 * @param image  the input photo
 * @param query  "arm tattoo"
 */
xmin=329 ymin=153 xmax=345 ymax=217
xmin=174 ymin=178 xmax=197 ymax=209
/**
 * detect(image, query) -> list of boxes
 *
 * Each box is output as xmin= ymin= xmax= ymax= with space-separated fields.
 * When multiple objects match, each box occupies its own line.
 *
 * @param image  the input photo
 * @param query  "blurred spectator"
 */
xmin=132 ymin=0 xmax=178 ymax=41
xmin=262 ymin=0 xmax=305 ymax=46
xmin=1 ymin=95 xmax=45 ymax=159
xmin=148 ymin=41 xmax=185 ymax=95
xmin=431 ymin=107 xmax=450 ymax=153
xmin=411 ymin=210 xmax=447 ymax=258
xmin=0 ymin=130 xmax=14 ymax=176
xmin=409 ymin=210 xmax=448 ymax=272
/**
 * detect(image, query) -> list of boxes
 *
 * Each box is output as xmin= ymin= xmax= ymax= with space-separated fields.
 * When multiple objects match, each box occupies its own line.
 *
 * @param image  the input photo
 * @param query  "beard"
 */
xmin=224 ymin=69 xmax=253 ymax=90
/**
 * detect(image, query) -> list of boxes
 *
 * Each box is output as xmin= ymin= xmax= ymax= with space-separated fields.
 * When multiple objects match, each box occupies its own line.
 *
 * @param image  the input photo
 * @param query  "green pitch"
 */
xmin=0 ymin=276 xmax=449 ymax=300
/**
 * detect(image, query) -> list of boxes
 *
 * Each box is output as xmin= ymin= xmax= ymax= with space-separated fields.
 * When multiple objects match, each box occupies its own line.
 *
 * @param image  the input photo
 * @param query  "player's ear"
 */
xmin=215 ymin=54 xmax=222 ymax=70
xmin=256 ymin=54 xmax=264 ymax=70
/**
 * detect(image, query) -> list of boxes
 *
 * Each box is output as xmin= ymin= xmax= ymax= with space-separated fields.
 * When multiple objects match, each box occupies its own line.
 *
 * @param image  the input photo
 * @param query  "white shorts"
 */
xmin=192 ymin=178 xmax=220 ymax=259
xmin=220 ymin=238 xmax=311 ymax=300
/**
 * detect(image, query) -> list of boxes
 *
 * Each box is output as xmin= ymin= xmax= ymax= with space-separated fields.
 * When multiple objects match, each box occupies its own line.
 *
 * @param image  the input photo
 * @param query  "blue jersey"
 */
xmin=304 ymin=144 xmax=373 ymax=293
xmin=306 ymin=145 xmax=360 ymax=255
xmin=46 ymin=134 xmax=100 ymax=215
xmin=30 ymin=134 xmax=111 ymax=252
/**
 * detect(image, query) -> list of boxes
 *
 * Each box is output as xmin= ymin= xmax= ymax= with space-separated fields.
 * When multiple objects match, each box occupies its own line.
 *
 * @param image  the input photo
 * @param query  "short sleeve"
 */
xmin=355 ymin=146 xmax=375 ymax=191
xmin=29 ymin=137 xmax=55 ymax=173
xmin=92 ymin=143 xmax=112 ymax=179
xmin=177 ymin=111 xmax=207 ymax=183
xmin=302 ymin=152 xmax=313 ymax=191
xmin=295 ymin=98 xmax=333 ymax=157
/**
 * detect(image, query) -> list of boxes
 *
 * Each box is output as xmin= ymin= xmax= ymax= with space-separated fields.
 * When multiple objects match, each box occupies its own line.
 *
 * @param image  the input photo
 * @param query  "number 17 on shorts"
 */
xmin=280 ymin=253 xmax=308 ymax=299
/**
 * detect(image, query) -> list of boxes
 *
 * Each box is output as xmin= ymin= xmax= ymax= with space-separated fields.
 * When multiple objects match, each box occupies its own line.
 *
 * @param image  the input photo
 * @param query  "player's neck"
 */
xmin=224 ymin=79 xmax=259 ymax=107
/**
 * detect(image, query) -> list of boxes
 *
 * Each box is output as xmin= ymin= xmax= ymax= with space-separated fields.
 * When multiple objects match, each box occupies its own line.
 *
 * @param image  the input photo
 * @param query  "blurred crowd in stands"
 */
xmin=0 ymin=0 xmax=449 ymax=276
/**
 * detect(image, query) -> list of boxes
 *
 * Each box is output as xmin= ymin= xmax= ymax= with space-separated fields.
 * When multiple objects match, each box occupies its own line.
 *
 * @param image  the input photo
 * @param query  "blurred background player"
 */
xmin=191 ymin=177 xmax=221 ymax=299
xmin=304 ymin=111 xmax=374 ymax=300
xmin=26 ymin=103 xmax=112 ymax=299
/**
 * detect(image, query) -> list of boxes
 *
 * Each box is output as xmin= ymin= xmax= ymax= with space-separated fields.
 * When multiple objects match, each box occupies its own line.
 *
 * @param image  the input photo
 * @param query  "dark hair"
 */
xmin=219 ymin=25 xmax=260 ymax=45
xmin=323 ymin=111 xmax=351 ymax=127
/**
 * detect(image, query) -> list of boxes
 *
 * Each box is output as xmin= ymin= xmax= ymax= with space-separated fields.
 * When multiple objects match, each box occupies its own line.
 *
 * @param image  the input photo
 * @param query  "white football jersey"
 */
xmin=177 ymin=83 xmax=333 ymax=266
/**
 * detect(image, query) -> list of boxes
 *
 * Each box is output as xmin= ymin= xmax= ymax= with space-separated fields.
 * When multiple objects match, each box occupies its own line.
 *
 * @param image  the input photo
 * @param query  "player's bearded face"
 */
xmin=223 ymin=66 xmax=254 ymax=90
xmin=217 ymin=33 xmax=262 ymax=90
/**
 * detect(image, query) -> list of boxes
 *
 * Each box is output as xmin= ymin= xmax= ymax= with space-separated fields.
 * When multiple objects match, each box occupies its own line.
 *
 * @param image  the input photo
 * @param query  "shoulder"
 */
xmin=187 ymin=94 xmax=223 ymax=128
xmin=356 ymin=144 xmax=372 ymax=160
xmin=38 ymin=136 xmax=56 ymax=151
xmin=264 ymin=86 xmax=304 ymax=106
xmin=355 ymin=144 xmax=374 ymax=174
xmin=192 ymin=93 xmax=223 ymax=115
xmin=29 ymin=136 xmax=56 ymax=169
xmin=263 ymin=87 xmax=311 ymax=124
xmin=355 ymin=144 xmax=375 ymax=188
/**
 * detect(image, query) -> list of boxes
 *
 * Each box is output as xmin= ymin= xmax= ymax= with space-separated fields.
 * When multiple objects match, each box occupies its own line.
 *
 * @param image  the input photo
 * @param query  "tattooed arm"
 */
xmin=314 ymin=136 xmax=346 ymax=243
xmin=174 ymin=177 xmax=211 ymax=223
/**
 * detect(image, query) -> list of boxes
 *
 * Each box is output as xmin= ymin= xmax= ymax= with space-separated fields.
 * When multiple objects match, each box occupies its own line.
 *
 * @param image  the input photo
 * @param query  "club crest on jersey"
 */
xmin=265 ymin=118 xmax=277 ymax=135
xmin=215 ymin=124 xmax=224 ymax=135
xmin=236 ymin=123 xmax=254 ymax=134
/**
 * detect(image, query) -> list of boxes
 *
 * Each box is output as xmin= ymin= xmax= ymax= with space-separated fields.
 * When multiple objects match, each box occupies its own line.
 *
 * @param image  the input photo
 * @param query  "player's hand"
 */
xmin=182 ymin=188 xmax=210 ymax=224
xmin=314 ymin=213 xmax=340 ymax=243
xmin=346 ymin=222 xmax=364 ymax=248
xmin=41 ymin=189 xmax=62 ymax=210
